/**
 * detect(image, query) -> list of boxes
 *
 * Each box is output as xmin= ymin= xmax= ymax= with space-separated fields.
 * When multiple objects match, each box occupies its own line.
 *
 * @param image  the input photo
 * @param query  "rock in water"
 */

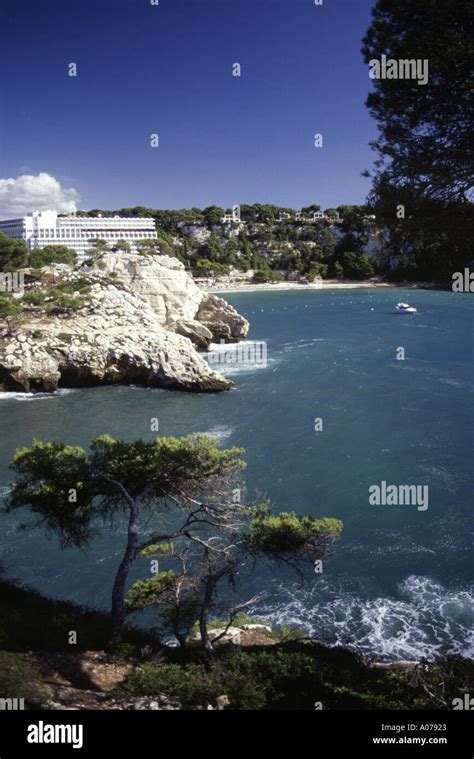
xmin=0 ymin=254 xmax=248 ymax=393
xmin=196 ymin=294 xmax=249 ymax=342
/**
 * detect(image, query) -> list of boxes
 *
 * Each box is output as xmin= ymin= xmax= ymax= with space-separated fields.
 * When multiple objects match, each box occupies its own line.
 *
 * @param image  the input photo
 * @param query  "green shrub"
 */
xmin=22 ymin=284 xmax=90 ymax=311
xmin=109 ymin=642 xmax=138 ymax=659
xmin=276 ymin=625 xmax=307 ymax=641
xmin=0 ymin=651 xmax=47 ymax=708
xmin=193 ymin=259 xmax=230 ymax=277
xmin=22 ymin=291 xmax=46 ymax=306
xmin=54 ymin=279 xmax=92 ymax=295
xmin=117 ymin=659 xmax=266 ymax=709
xmin=0 ymin=295 xmax=21 ymax=323
xmin=57 ymin=333 xmax=74 ymax=344
xmin=252 ymin=267 xmax=275 ymax=283
xmin=29 ymin=245 xmax=77 ymax=268
xmin=49 ymin=293 xmax=87 ymax=311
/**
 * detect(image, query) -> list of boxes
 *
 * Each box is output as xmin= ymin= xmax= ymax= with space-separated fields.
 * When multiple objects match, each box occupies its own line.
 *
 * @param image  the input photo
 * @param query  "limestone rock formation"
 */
xmin=0 ymin=254 xmax=249 ymax=394
xmin=196 ymin=293 xmax=249 ymax=343
xmin=190 ymin=623 xmax=276 ymax=648
xmin=83 ymin=253 xmax=249 ymax=348
xmin=170 ymin=319 xmax=213 ymax=351
xmin=88 ymin=253 xmax=203 ymax=327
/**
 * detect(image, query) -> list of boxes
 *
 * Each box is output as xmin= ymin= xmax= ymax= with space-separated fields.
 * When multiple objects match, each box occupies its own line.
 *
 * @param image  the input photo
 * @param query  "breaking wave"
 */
xmin=204 ymin=425 xmax=235 ymax=441
xmin=204 ymin=340 xmax=275 ymax=375
xmin=255 ymin=575 xmax=474 ymax=661
xmin=0 ymin=389 xmax=76 ymax=402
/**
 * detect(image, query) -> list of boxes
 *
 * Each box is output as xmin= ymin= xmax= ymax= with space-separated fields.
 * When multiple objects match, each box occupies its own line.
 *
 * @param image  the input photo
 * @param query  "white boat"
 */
xmin=395 ymin=302 xmax=417 ymax=314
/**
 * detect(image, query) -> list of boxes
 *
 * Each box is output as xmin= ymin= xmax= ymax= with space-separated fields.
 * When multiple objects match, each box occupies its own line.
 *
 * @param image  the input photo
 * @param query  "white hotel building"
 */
xmin=0 ymin=210 xmax=158 ymax=262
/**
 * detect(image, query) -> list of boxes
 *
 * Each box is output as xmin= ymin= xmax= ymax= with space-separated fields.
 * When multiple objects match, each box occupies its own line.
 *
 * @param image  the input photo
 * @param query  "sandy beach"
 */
xmin=204 ymin=279 xmax=431 ymax=294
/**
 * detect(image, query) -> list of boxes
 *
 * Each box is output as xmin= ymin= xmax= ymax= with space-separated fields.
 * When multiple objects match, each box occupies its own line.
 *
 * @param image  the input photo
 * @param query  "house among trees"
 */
xmin=221 ymin=205 xmax=242 ymax=225
xmin=291 ymin=210 xmax=341 ymax=223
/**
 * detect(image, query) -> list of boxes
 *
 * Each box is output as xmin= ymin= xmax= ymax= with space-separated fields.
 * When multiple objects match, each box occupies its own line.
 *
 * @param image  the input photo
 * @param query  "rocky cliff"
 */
xmin=0 ymin=254 xmax=249 ymax=393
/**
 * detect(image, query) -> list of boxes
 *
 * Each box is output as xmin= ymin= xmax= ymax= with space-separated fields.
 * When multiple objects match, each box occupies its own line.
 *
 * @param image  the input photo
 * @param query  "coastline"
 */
xmin=204 ymin=279 xmax=435 ymax=294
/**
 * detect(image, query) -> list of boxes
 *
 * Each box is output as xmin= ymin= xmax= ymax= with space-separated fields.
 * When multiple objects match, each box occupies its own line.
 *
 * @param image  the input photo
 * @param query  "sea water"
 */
xmin=0 ymin=287 xmax=472 ymax=660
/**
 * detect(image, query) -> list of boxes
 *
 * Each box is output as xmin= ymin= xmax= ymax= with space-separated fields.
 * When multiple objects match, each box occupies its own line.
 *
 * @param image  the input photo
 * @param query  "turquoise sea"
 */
xmin=0 ymin=287 xmax=472 ymax=660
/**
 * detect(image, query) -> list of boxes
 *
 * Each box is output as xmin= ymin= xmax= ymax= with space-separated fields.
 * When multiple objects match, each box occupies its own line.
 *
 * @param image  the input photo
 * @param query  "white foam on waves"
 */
xmin=0 ymin=389 xmax=76 ymax=402
xmin=204 ymin=340 xmax=275 ymax=376
xmin=255 ymin=575 xmax=473 ymax=661
xmin=280 ymin=337 xmax=327 ymax=354
xmin=204 ymin=425 xmax=235 ymax=441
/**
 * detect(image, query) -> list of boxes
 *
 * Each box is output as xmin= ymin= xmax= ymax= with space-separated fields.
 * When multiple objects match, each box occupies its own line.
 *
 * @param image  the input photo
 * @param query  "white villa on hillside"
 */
xmin=0 ymin=210 xmax=157 ymax=262
xmin=222 ymin=205 xmax=242 ymax=224
xmin=287 ymin=210 xmax=340 ymax=223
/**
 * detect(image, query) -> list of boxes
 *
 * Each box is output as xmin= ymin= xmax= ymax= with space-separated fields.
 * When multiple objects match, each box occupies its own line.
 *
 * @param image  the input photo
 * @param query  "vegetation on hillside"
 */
xmin=69 ymin=203 xmax=380 ymax=281
xmin=116 ymin=644 xmax=473 ymax=711
xmin=0 ymin=578 xmax=472 ymax=710
xmin=361 ymin=0 xmax=473 ymax=280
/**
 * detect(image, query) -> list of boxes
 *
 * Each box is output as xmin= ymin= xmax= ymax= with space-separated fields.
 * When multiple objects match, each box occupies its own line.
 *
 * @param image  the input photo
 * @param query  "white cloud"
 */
xmin=0 ymin=173 xmax=80 ymax=219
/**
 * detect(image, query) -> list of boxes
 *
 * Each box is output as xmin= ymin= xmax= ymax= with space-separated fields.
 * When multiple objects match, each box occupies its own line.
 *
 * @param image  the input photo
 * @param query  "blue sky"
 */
xmin=0 ymin=0 xmax=378 ymax=214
